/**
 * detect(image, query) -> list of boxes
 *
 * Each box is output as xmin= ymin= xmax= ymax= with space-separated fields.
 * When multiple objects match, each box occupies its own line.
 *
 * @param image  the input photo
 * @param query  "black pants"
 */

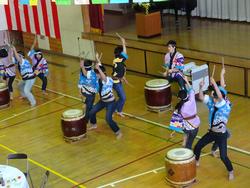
xmin=184 ymin=128 xmax=199 ymax=149
xmin=194 ymin=131 xmax=233 ymax=172
xmin=212 ymin=129 xmax=231 ymax=152
xmin=167 ymin=75 xmax=186 ymax=91
xmin=37 ymin=73 xmax=47 ymax=91
xmin=7 ymin=76 xmax=15 ymax=93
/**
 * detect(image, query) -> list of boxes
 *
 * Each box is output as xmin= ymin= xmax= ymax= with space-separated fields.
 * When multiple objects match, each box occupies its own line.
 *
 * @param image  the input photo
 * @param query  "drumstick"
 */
xmin=116 ymin=32 xmax=123 ymax=39
xmin=158 ymin=71 xmax=164 ymax=75
xmin=211 ymin=64 xmax=216 ymax=78
xmin=222 ymin=57 xmax=225 ymax=69
xmin=170 ymin=131 xmax=175 ymax=138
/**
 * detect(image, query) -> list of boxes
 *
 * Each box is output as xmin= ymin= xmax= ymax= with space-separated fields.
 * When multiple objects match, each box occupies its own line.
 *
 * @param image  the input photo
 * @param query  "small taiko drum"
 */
xmin=0 ymin=82 xmax=10 ymax=109
xmin=165 ymin=148 xmax=196 ymax=187
xmin=61 ymin=109 xmax=87 ymax=142
xmin=144 ymin=79 xmax=172 ymax=111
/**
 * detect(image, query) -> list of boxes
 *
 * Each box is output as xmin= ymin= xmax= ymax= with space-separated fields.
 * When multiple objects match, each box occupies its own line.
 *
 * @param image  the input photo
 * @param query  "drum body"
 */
xmin=144 ymin=79 xmax=172 ymax=111
xmin=0 ymin=82 xmax=10 ymax=108
xmin=61 ymin=109 xmax=87 ymax=142
xmin=165 ymin=148 xmax=196 ymax=186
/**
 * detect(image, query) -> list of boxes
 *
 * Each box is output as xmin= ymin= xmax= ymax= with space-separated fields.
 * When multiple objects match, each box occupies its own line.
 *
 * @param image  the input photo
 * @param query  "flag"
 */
xmin=2 ymin=0 xmax=61 ymax=38
xmin=55 ymin=0 xmax=71 ymax=5
xmin=74 ymin=0 xmax=89 ymax=4
xmin=30 ymin=0 xmax=38 ymax=6
xmin=0 ymin=0 xmax=7 ymax=5
xmin=19 ymin=0 xmax=29 ymax=4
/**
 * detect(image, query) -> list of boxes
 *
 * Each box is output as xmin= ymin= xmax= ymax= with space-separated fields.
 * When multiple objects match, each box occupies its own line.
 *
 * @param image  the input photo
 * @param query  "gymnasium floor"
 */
xmin=0 ymin=51 xmax=250 ymax=188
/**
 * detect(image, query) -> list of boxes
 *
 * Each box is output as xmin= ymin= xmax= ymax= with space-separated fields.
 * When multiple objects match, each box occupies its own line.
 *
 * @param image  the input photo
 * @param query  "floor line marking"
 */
xmin=72 ymin=141 xmax=182 ymax=187
xmin=0 ymin=96 xmax=64 ymax=124
xmin=0 ymin=143 xmax=86 ymax=188
xmin=97 ymin=152 xmax=210 ymax=188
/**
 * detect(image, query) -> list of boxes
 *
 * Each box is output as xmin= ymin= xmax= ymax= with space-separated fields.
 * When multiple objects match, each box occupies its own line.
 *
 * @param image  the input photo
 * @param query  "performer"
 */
xmin=194 ymin=77 xmax=234 ymax=180
xmin=112 ymin=33 xmax=128 ymax=117
xmin=1 ymin=47 xmax=16 ymax=100
xmin=78 ymin=59 xmax=99 ymax=123
xmin=89 ymin=53 xmax=122 ymax=139
xmin=0 ymin=49 xmax=7 ymax=82
xmin=12 ymin=47 xmax=36 ymax=107
xmin=163 ymin=40 xmax=186 ymax=91
xmin=175 ymin=76 xmax=200 ymax=149
xmin=28 ymin=36 xmax=49 ymax=94
xmin=209 ymin=67 xmax=232 ymax=157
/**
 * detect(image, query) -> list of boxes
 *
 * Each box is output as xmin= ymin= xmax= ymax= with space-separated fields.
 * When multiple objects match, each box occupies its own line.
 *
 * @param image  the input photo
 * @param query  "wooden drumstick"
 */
xmin=116 ymin=32 xmax=123 ymax=39
xmin=211 ymin=64 xmax=216 ymax=78
xmin=222 ymin=57 xmax=225 ymax=69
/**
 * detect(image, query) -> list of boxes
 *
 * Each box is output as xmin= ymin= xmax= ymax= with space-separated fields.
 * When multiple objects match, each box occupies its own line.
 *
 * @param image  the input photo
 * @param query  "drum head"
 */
xmin=145 ymin=79 xmax=169 ymax=88
xmin=62 ymin=109 xmax=83 ymax=119
xmin=167 ymin=148 xmax=194 ymax=161
xmin=0 ymin=82 xmax=7 ymax=89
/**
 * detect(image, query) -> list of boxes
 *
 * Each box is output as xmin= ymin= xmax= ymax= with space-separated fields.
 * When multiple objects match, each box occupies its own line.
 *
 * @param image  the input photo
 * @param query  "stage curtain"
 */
xmin=88 ymin=4 xmax=104 ymax=33
xmin=191 ymin=0 xmax=250 ymax=22
xmin=164 ymin=0 xmax=250 ymax=22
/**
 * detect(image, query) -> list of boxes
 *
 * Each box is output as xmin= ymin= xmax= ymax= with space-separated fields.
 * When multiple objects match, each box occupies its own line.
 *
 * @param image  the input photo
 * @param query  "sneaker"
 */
xmin=88 ymin=124 xmax=97 ymax=130
xmin=10 ymin=93 xmax=13 ymax=100
xmin=116 ymin=132 xmax=123 ymax=140
xmin=117 ymin=112 xmax=125 ymax=118
xmin=229 ymin=171 xmax=234 ymax=180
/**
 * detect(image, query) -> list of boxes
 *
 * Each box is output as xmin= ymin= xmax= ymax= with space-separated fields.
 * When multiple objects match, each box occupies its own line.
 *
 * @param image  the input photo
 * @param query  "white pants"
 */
xmin=18 ymin=78 xmax=36 ymax=106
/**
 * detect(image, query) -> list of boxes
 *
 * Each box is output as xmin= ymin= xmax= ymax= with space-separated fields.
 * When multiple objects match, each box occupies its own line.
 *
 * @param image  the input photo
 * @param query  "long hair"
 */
xmin=175 ymin=90 xmax=188 ymax=114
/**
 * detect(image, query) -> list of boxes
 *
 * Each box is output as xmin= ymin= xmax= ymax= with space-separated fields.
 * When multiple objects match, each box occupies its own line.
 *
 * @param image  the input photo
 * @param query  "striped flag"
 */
xmin=1 ymin=0 xmax=61 ymax=38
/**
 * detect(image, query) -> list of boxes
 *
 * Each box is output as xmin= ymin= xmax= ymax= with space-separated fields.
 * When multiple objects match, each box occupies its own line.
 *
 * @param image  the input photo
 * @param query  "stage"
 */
xmin=82 ymin=14 xmax=250 ymax=97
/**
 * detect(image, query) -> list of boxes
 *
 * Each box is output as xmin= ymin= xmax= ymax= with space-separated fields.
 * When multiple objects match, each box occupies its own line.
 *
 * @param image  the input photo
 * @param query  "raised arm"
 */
xmin=116 ymin=33 xmax=127 ymax=54
xmin=12 ymin=46 xmax=21 ymax=63
xmin=95 ymin=63 xmax=107 ymax=82
xmin=199 ymin=79 xmax=205 ymax=101
xmin=183 ymin=76 xmax=191 ymax=90
xmin=220 ymin=67 xmax=226 ymax=88
xmin=30 ymin=35 xmax=37 ymax=51
xmin=210 ymin=77 xmax=223 ymax=101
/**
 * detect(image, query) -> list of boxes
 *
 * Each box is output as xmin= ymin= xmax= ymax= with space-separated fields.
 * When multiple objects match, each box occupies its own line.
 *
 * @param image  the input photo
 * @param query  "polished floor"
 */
xmin=104 ymin=13 xmax=250 ymax=60
xmin=0 ymin=51 xmax=249 ymax=188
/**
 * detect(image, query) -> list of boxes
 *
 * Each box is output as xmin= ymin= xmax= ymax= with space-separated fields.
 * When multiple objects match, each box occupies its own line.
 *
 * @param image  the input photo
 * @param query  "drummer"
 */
xmin=209 ymin=67 xmax=232 ymax=157
xmin=12 ymin=46 xmax=37 ymax=107
xmin=78 ymin=59 xmax=99 ymax=123
xmin=194 ymin=77 xmax=234 ymax=180
xmin=89 ymin=53 xmax=122 ymax=139
xmin=175 ymin=76 xmax=200 ymax=149
xmin=1 ymin=48 xmax=16 ymax=100
xmin=112 ymin=33 xmax=128 ymax=117
xmin=163 ymin=40 xmax=186 ymax=91
xmin=28 ymin=35 xmax=49 ymax=95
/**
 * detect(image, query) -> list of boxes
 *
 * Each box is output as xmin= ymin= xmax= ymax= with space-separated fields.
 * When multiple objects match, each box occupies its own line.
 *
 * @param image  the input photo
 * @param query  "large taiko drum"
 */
xmin=61 ymin=109 xmax=87 ymax=142
xmin=144 ymin=79 xmax=172 ymax=111
xmin=0 ymin=82 xmax=10 ymax=109
xmin=165 ymin=148 xmax=196 ymax=187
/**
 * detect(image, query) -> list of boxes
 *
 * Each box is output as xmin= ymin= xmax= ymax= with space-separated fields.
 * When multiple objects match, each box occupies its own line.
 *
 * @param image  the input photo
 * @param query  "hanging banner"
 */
xmin=74 ymin=0 xmax=89 ymax=4
xmin=19 ymin=0 xmax=29 ymax=4
xmin=55 ymin=0 xmax=72 ymax=5
xmin=30 ymin=0 xmax=38 ymax=6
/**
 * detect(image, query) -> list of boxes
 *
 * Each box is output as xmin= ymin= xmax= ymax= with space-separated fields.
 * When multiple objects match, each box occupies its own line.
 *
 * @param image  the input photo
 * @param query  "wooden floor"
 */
xmin=0 ymin=51 xmax=250 ymax=188
xmin=104 ymin=13 xmax=250 ymax=60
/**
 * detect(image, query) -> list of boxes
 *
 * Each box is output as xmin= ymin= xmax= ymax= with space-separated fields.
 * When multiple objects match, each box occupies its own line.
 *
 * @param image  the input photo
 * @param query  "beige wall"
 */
xmin=57 ymin=5 xmax=95 ymax=60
